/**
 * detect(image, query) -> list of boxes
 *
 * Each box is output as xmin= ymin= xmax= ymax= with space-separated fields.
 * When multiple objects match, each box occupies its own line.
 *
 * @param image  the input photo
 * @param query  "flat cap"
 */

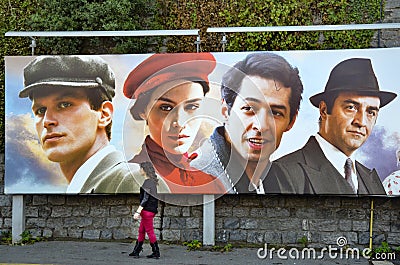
xmin=19 ymin=55 xmax=115 ymax=100
xmin=123 ymin=53 xmax=216 ymax=100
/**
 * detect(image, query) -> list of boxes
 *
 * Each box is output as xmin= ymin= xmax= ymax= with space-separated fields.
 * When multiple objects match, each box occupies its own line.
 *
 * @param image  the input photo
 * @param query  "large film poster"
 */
xmin=5 ymin=49 xmax=400 ymax=196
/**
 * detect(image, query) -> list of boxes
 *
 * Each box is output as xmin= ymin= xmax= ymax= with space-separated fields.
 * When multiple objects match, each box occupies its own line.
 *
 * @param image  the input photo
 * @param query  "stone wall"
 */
xmin=1 ymin=1 xmax=400 ymax=247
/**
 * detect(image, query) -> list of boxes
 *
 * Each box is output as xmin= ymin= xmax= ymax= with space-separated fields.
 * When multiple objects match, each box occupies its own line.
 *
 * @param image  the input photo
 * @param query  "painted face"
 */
xmin=32 ymin=88 xmax=105 ymax=166
xmin=320 ymin=92 xmax=380 ymax=156
xmin=143 ymin=82 xmax=205 ymax=155
xmin=224 ymin=75 xmax=293 ymax=162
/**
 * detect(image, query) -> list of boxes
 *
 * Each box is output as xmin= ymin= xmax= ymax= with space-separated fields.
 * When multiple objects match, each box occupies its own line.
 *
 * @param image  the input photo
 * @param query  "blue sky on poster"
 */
xmin=4 ymin=48 xmax=400 ymax=193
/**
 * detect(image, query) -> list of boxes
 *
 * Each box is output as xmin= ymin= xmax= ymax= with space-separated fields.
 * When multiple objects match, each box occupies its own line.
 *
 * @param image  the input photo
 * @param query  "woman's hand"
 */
xmin=133 ymin=212 xmax=141 ymax=220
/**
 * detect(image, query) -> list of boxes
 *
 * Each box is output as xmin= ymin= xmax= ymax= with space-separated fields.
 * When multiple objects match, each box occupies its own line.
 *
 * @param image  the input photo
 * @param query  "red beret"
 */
xmin=123 ymin=53 xmax=216 ymax=99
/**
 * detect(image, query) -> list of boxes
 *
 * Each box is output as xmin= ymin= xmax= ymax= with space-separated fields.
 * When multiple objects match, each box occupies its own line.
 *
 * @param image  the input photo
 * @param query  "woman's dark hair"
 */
xmin=130 ymin=79 xmax=210 ymax=120
xmin=221 ymin=52 xmax=303 ymax=124
xmin=140 ymin=162 xmax=158 ymax=184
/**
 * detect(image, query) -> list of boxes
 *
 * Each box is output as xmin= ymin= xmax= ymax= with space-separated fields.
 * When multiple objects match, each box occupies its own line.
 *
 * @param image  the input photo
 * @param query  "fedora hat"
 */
xmin=20 ymin=55 xmax=115 ymax=100
xmin=309 ymin=58 xmax=396 ymax=108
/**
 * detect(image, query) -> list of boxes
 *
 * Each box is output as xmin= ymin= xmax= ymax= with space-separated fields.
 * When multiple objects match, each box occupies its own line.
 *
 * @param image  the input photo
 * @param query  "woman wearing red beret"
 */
xmin=123 ymin=53 xmax=227 ymax=194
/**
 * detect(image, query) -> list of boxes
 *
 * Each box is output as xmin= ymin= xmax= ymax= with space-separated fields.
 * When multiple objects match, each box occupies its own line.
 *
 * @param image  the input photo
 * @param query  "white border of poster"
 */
xmin=5 ymin=48 xmax=400 ymax=195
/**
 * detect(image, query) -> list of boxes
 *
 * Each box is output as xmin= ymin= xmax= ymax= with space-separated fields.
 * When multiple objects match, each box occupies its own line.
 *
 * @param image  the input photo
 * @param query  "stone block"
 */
xmin=181 ymin=206 xmax=191 ymax=217
xmin=27 ymin=217 xmax=46 ymax=228
xmin=229 ymin=229 xmax=247 ymax=241
xmin=247 ymin=231 xmax=264 ymax=243
xmin=170 ymin=217 xmax=186 ymax=229
xmin=46 ymin=218 xmax=63 ymax=229
xmin=264 ymin=231 xmax=281 ymax=244
xmin=339 ymin=219 xmax=352 ymax=231
xmin=68 ymin=229 xmax=83 ymax=238
xmin=64 ymin=217 xmax=92 ymax=227
xmin=66 ymin=196 xmax=87 ymax=206
xmin=232 ymin=207 xmax=250 ymax=217
xmin=0 ymin=206 xmax=11 ymax=218
xmin=83 ymin=230 xmax=100 ymax=240
xmin=48 ymin=195 xmax=65 ymax=205
xmin=164 ymin=206 xmax=182 ymax=217
xmin=42 ymin=229 xmax=53 ymax=238
xmin=295 ymin=208 xmax=316 ymax=218
xmin=90 ymin=207 xmax=109 ymax=217
xmin=51 ymin=206 xmax=72 ymax=217
xmin=353 ymin=220 xmax=369 ymax=232
xmin=181 ymin=230 xmax=202 ymax=241
xmin=267 ymin=207 xmax=290 ymax=218
xmin=110 ymin=206 xmax=130 ymax=216
xmin=26 ymin=207 xmax=39 ymax=218
xmin=240 ymin=218 xmax=258 ymax=229
xmin=162 ymin=230 xmax=180 ymax=241
xmin=282 ymin=231 xmax=299 ymax=244
xmin=249 ymin=208 xmax=267 ymax=218
xmin=106 ymin=217 xmax=121 ymax=228
xmin=223 ymin=218 xmax=239 ymax=229
xmin=186 ymin=217 xmax=200 ymax=229
xmin=309 ymin=219 xmax=338 ymax=232
xmin=113 ymin=228 xmax=132 ymax=240
xmin=38 ymin=206 xmax=52 ymax=218
xmin=100 ymin=230 xmax=113 ymax=240
xmin=391 ymin=221 xmax=400 ymax=232
xmin=387 ymin=232 xmax=400 ymax=245
xmin=0 ymin=195 xmax=12 ymax=207
xmin=53 ymin=228 xmax=68 ymax=238
xmin=32 ymin=195 xmax=48 ymax=205
xmin=216 ymin=229 xmax=228 ymax=242
xmin=72 ymin=206 xmax=90 ymax=217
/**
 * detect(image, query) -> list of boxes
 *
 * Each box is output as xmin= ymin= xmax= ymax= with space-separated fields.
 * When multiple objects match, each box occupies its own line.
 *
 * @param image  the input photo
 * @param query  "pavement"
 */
xmin=0 ymin=240 xmax=396 ymax=265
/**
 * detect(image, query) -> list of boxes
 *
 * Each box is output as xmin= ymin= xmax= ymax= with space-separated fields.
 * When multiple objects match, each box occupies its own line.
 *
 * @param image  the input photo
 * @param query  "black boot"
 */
xmin=129 ymin=240 xmax=143 ymax=258
xmin=146 ymin=241 xmax=160 ymax=259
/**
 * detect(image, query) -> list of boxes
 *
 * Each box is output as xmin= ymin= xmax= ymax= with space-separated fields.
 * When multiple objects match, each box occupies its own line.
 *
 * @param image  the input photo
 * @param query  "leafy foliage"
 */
xmin=29 ymin=0 xmax=160 ymax=54
xmin=156 ymin=0 xmax=382 ymax=52
xmin=183 ymin=239 xmax=203 ymax=251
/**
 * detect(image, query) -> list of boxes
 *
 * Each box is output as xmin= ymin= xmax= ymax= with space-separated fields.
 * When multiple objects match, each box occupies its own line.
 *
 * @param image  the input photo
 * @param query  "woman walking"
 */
xmin=130 ymin=162 xmax=160 ymax=259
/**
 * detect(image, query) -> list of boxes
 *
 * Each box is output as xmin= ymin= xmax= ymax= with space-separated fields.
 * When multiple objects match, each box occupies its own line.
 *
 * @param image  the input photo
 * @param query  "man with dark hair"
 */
xmin=20 ymin=55 xmax=140 ymax=193
xmin=191 ymin=52 xmax=304 ymax=193
xmin=272 ymin=58 xmax=397 ymax=195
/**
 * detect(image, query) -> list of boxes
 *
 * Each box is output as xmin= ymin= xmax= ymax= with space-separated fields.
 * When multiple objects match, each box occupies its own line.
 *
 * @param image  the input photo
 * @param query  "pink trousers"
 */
xmin=137 ymin=210 xmax=157 ymax=243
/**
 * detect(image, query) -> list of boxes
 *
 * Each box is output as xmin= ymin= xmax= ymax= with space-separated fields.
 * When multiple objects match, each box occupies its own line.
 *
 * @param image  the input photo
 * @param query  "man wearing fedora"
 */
xmin=271 ymin=58 xmax=397 ymax=195
xmin=20 ymin=55 xmax=141 ymax=194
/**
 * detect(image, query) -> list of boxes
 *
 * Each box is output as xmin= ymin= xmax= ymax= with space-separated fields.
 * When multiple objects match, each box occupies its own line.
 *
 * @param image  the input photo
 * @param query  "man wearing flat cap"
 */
xmin=271 ymin=58 xmax=397 ymax=195
xmin=20 ymin=55 xmax=141 ymax=194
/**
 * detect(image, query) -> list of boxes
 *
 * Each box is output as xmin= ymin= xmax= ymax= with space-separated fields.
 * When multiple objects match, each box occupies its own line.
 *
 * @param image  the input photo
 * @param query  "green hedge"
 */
xmin=157 ymin=0 xmax=382 ymax=52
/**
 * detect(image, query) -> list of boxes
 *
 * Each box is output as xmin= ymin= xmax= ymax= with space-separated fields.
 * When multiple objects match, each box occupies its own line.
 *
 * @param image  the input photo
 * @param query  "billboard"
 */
xmin=5 ymin=48 xmax=400 ymax=196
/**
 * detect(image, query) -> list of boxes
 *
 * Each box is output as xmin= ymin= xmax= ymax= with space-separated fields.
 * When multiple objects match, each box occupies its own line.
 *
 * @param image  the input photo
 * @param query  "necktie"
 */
xmin=344 ymin=158 xmax=356 ymax=194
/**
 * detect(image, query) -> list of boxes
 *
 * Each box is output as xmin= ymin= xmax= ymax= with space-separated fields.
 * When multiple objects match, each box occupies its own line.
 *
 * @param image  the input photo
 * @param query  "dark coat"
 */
xmin=270 ymin=136 xmax=386 ymax=195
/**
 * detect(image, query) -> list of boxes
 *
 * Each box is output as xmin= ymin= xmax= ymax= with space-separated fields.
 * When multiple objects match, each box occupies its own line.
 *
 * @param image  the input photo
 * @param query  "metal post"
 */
xmin=12 ymin=195 xmax=25 ymax=244
xmin=221 ymin=34 xmax=227 ymax=52
xmin=203 ymin=195 xmax=215 ymax=246
xmin=29 ymin=37 xmax=36 ymax=56
xmin=195 ymin=35 xmax=201 ymax=53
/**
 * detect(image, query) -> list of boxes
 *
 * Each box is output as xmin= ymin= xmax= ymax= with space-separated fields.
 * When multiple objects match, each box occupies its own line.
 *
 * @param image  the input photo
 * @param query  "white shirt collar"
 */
xmin=315 ymin=134 xmax=358 ymax=192
xmin=66 ymin=145 xmax=116 ymax=193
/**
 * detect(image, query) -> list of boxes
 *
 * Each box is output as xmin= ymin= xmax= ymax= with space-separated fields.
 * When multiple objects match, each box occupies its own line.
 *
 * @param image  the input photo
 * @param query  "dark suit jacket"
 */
xmin=270 ymin=136 xmax=386 ymax=195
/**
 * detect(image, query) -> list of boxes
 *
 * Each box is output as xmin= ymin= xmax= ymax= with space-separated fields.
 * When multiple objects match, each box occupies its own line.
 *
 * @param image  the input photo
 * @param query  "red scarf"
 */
xmin=131 ymin=136 xmax=226 ymax=194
